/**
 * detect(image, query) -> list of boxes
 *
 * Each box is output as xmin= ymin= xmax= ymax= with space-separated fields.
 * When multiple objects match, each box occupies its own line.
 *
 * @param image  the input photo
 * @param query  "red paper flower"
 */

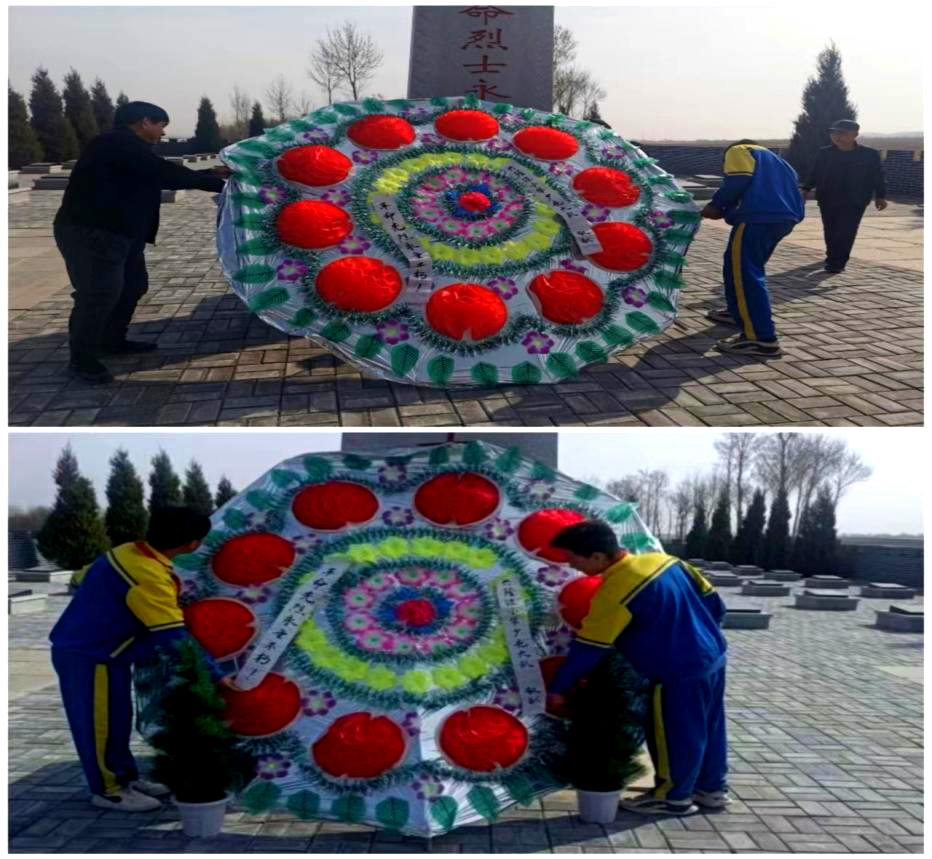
xmin=557 ymin=575 xmax=604 ymax=629
xmin=589 ymin=222 xmax=653 ymax=272
xmin=277 ymin=145 xmax=353 ymax=187
xmin=184 ymin=598 xmax=258 ymax=660
xmin=435 ymin=109 xmax=500 ymax=141
xmin=425 ymin=283 xmax=508 ymax=341
xmin=316 ymin=256 xmax=403 ymax=312
xmin=572 ymin=167 xmax=640 ymax=208
xmin=221 ymin=673 xmax=302 ymax=737
xmin=292 ymin=481 xmax=379 ymax=530
xmin=438 ymin=706 xmax=528 ymax=771
xmin=414 ymin=472 xmax=500 ymax=526
xmin=347 ymin=115 xmax=416 ymax=150
xmin=276 ymin=200 xmax=353 ymax=249
xmin=312 ymin=712 xmax=407 ymax=778
xmin=528 ymin=270 xmax=605 ymax=324
xmin=395 ymin=598 xmax=438 ymax=627
xmin=211 ymin=533 xmax=296 ymax=586
xmin=457 ymin=190 xmax=492 ymax=213
xmin=517 ymin=508 xmax=586 ymax=562
xmin=512 ymin=126 xmax=579 ymax=161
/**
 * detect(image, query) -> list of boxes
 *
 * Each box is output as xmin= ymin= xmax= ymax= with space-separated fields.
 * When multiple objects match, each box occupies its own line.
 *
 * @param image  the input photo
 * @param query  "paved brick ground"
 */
xmin=8 ymin=193 xmax=924 ymax=427
xmin=9 ymin=584 xmax=923 ymax=853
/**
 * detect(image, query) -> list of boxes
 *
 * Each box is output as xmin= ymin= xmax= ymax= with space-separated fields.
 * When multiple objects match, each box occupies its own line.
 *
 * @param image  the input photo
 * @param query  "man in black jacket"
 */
xmin=801 ymin=119 xmax=887 ymax=274
xmin=54 ymin=101 xmax=230 ymax=383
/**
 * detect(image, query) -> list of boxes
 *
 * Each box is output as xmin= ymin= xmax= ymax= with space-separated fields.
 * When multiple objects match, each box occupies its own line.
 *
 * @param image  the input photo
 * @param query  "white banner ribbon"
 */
xmin=495 ymin=577 xmax=546 ymax=715
xmin=371 ymin=194 xmax=434 ymax=290
xmin=233 ymin=565 xmax=343 ymax=690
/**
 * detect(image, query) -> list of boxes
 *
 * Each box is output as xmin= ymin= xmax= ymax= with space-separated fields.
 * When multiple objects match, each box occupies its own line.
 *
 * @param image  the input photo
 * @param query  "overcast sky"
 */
xmin=8 ymin=430 xmax=924 ymax=535
xmin=8 ymin=4 xmax=923 ymax=139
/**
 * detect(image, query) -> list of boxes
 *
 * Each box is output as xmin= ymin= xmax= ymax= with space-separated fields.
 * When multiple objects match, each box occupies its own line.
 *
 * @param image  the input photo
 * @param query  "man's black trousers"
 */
xmin=818 ymin=202 xmax=867 ymax=270
xmin=53 ymin=220 xmax=149 ymax=362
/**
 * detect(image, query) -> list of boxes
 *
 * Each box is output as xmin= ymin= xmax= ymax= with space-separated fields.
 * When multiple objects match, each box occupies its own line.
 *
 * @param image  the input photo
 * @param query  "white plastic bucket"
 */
xmin=174 ymin=794 xmax=230 ymax=838
xmin=576 ymin=788 xmax=621 ymax=824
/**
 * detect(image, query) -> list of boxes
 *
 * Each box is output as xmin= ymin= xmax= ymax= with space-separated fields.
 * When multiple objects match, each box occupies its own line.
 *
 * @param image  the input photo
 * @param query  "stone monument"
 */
xmin=407 ymin=5 xmax=554 ymax=110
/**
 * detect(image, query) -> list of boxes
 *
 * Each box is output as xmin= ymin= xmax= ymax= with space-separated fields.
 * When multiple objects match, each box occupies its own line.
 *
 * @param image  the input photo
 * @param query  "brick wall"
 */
xmin=640 ymin=144 xmax=924 ymax=201
xmin=839 ymin=544 xmax=924 ymax=588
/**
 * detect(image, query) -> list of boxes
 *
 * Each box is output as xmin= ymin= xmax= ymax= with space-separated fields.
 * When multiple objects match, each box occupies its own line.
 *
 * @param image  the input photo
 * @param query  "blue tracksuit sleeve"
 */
xmin=711 ymin=173 xmax=753 ymax=212
xmin=549 ymin=638 xmax=612 ymax=694
xmin=704 ymin=590 xmax=727 ymax=626
xmin=126 ymin=628 xmax=225 ymax=681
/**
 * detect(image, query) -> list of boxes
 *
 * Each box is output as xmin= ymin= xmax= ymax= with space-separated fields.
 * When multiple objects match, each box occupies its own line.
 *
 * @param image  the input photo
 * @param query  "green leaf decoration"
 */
xmin=332 ymin=794 xmax=365 ymax=823
xmin=491 ymin=102 xmax=514 ymax=114
xmin=462 ymin=440 xmax=487 ymax=467
xmin=427 ymin=354 xmax=455 ymax=386
xmin=233 ymin=170 xmax=265 ymax=188
xmin=511 ymin=361 xmax=542 ymax=385
xmin=386 ymin=98 xmax=411 ymax=109
xmin=429 ymin=96 xmax=449 ymax=107
xmin=223 ymin=508 xmax=248 ymax=530
xmin=242 ymin=781 xmax=280 ymax=813
xmin=430 ymin=795 xmax=458 ymax=831
xmin=663 ymin=229 xmax=696 ymax=246
xmin=237 ymin=139 xmax=278 ymax=158
xmin=575 ymin=340 xmax=609 ymax=363
xmin=647 ymin=292 xmax=676 ymax=313
xmin=233 ymin=215 xmax=268 ymax=232
xmin=521 ymin=107 xmax=536 ymax=121
xmin=233 ymin=263 xmax=275 ymax=284
xmin=621 ymin=531 xmax=659 ymax=552
xmin=391 ymin=343 xmax=419 ymax=376
xmin=467 ymin=786 xmax=500 ymax=821
xmin=428 ymin=446 xmax=450 ymax=466
xmin=362 ymin=97 xmax=385 ymax=113
xmin=271 ymin=469 xmax=301 ymax=487
xmin=605 ymin=503 xmax=635 ymax=523
xmin=246 ymin=490 xmax=276 ymax=510
xmin=290 ymin=307 xmax=316 ymax=327
xmin=494 ymin=446 xmax=522 ymax=474
xmin=354 ymin=333 xmax=383 ymax=360
xmin=670 ymin=209 xmax=702 ymax=224
xmin=172 ymin=552 xmax=202 ymax=570
xmin=264 ymin=126 xmax=294 ymax=142
xmin=653 ymin=271 xmax=686 ymax=290
xmin=504 ymin=773 xmax=536 ymax=806
xmin=656 ymin=249 xmax=685 ymax=267
xmin=665 ymin=190 xmax=693 ymax=204
xmin=603 ymin=324 xmax=635 ymax=348
xmin=230 ymin=192 xmax=267 ymax=209
xmin=248 ymin=287 xmax=290 ymax=312
xmin=227 ymin=152 xmax=263 ymax=168
xmin=375 ymin=797 xmax=409 ymax=830
xmin=470 ymin=362 xmax=499 ymax=386
xmin=303 ymin=455 xmax=333 ymax=482
xmin=312 ymin=109 xmax=338 ymax=124
xmin=342 ymin=453 xmax=372 ymax=470
xmin=546 ymin=352 xmax=578 ymax=380
xmin=531 ymin=461 xmax=556 ymax=482
xmin=286 ymin=790 xmax=320 ymax=819
xmin=463 ymin=92 xmax=480 ymax=108
xmin=333 ymin=103 xmax=361 ymax=117
xmin=574 ymin=483 xmax=601 ymax=501
xmin=647 ymin=174 xmax=677 ymax=187
xmin=287 ymin=119 xmax=315 ymax=132
xmin=321 ymin=320 xmax=351 ymax=342
xmin=625 ymin=311 xmax=661 ymax=334
xmin=237 ymin=237 xmax=277 ymax=256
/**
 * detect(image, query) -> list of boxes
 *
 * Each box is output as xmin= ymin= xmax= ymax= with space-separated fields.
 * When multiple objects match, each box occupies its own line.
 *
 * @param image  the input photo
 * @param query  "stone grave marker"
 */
xmin=722 ymin=608 xmax=772 ymax=629
xmin=21 ymin=162 xmax=62 ymax=174
xmin=804 ymin=575 xmax=849 ymax=589
xmin=767 ymin=569 xmax=801 ymax=582
xmin=741 ymin=580 xmax=791 ymax=597
xmin=860 ymin=582 xmax=917 ymax=599
xmin=796 ymin=590 xmax=859 ymax=610
xmin=875 ymin=605 xmax=923 ymax=632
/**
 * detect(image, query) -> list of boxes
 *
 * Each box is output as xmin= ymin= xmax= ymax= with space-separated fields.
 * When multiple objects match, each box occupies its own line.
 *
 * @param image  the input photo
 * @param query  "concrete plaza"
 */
xmin=9 ymin=581 xmax=923 ymax=853
xmin=8 ymin=190 xmax=923 ymax=428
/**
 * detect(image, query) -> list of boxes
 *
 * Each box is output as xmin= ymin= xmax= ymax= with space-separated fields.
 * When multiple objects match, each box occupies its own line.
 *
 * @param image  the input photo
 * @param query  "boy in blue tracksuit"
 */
xmin=701 ymin=140 xmax=805 ymax=358
xmin=50 ymin=507 xmax=216 ymax=812
xmin=546 ymin=521 xmax=729 ymax=816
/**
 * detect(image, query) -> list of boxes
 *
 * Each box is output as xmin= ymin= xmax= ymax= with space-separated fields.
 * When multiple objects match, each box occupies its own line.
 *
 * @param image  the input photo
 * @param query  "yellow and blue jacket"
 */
xmin=550 ymin=553 xmax=727 ymax=692
xmin=51 ymin=541 xmax=190 ymax=663
xmin=710 ymin=144 xmax=804 ymax=226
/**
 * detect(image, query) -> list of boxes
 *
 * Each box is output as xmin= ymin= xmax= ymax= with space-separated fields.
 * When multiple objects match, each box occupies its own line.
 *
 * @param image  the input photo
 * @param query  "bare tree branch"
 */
xmin=265 ymin=75 xmax=294 ymax=124
xmin=324 ymin=21 xmax=384 ymax=101
xmin=308 ymin=37 xmax=341 ymax=105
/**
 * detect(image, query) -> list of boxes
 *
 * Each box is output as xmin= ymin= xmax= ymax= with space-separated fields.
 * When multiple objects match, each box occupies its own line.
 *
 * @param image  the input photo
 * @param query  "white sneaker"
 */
xmin=91 ymin=787 xmax=163 ymax=812
xmin=693 ymin=789 xmax=732 ymax=809
xmin=129 ymin=778 xmax=172 ymax=797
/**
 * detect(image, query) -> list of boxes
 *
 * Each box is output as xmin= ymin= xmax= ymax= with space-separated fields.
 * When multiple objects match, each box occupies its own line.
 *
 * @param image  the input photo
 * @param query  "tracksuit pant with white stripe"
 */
xmin=645 ymin=666 xmax=728 ymax=801
xmin=51 ymin=648 xmax=138 ymax=796
xmin=722 ymin=221 xmax=795 ymax=343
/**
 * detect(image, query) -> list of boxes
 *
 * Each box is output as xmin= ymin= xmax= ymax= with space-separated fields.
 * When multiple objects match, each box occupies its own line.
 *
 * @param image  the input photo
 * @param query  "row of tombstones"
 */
xmin=687 ymin=559 xmax=922 ymax=633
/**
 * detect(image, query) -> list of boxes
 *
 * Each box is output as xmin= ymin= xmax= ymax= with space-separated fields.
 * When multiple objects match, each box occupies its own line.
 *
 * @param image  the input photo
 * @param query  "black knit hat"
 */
xmin=828 ymin=119 xmax=859 ymax=132
xmin=114 ymin=100 xmax=170 ymax=128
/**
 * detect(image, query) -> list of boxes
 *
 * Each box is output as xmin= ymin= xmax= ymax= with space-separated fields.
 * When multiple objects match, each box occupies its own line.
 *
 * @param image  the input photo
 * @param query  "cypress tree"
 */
xmin=761 ymin=488 xmax=792 ymax=571
xmin=62 ymin=68 xmax=98 ymax=150
xmin=792 ymin=487 xmax=839 ymax=576
xmin=248 ymin=101 xmax=266 ymax=137
xmin=105 ymin=448 xmax=148 ymax=546
xmin=149 ymin=450 xmax=182 ymax=513
xmin=36 ymin=445 xmax=110 ymax=569
xmin=786 ymin=43 xmax=858 ymax=176
xmin=115 ymin=91 xmax=130 ymax=108
xmin=90 ymin=78 xmax=115 ymax=131
xmin=214 ymin=476 xmax=237 ymax=509
xmin=684 ymin=502 xmax=709 ymax=559
xmin=9 ymin=86 xmax=43 ymax=168
xmin=29 ymin=67 xmax=78 ymax=162
xmin=182 ymin=461 xmax=214 ymax=516
xmin=731 ymin=488 xmax=766 ymax=565
xmin=193 ymin=96 xmax=223 ymax=152
xmin=704 ymin=491 xmax=733 ymax=562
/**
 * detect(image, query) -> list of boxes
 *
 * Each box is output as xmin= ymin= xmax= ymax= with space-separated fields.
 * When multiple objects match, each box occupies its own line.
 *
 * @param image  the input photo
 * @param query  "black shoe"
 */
xmin=102 ymin=339 xmax=158 ymax=354
xmin=68 ymin=358 xmax=114 ymax=384
xmin=823 ymin=266 xmax=844 ymax=274
xmin=715 ymin=332 xmax=783 ymax=357
xmin=705 ymin=307 xmax=739 ymax=326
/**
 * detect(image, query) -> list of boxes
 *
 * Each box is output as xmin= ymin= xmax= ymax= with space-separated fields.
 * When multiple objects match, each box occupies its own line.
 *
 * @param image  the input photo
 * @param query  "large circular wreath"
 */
xmin=216 ymin=96 xmax=700 ymax=386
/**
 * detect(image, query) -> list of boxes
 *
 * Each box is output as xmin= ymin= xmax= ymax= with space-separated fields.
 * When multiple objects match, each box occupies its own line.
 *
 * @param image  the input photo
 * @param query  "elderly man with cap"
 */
xmin=800 ymin=119 xmax=887 ymax=274
xmin=53 ymin=101 xmax=232 ymax=383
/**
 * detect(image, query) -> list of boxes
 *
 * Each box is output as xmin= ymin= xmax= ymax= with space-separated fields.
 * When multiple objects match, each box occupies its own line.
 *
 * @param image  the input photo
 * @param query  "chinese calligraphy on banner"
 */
xmin=407 ymin=5 xmax=554 ymax=110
